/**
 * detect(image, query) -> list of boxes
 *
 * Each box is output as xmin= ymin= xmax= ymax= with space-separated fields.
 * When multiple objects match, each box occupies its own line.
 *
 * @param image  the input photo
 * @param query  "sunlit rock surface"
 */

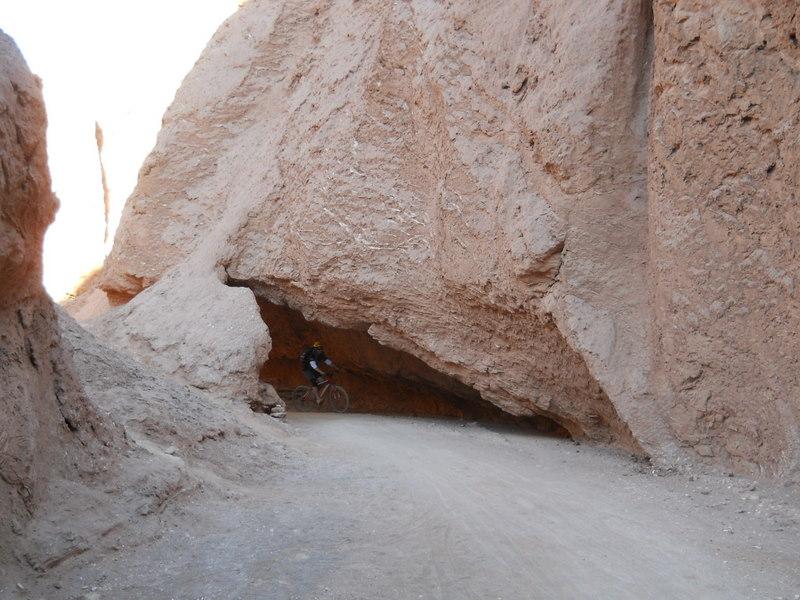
xmin=93 ymin=1 xmax=800 ymax=476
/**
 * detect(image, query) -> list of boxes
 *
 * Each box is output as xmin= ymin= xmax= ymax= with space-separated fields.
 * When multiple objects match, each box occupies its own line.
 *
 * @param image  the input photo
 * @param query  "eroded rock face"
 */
xmin=0 ymin=31 xmax=119 ymax=569
xmin=0 ymin=32 xmax=290 ymax=585
xmin=94 ymin=1 xmax=799 ymax=475
xmin=87 ymin=264 xmax=271 ymax=405
xmin=649 ymin=0 xmax=800 ymax=473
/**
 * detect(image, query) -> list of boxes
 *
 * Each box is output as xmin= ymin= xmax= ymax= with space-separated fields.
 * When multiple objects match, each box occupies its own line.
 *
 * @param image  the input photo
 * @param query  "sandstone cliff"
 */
xmin=92 ymin=1 xmax=799 ymax=476
xmin=0 ymin=31 xmax=120 ymax=574
xmin=0 ymin=31 xmax=286 ymax=589
xmin=648 ymin=0 xmax=800 ymax=473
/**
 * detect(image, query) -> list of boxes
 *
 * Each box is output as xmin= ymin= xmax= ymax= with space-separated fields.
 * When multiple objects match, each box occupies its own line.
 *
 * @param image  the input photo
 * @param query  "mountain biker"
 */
xmin=300 ymin=341 xmax=335 ymax=389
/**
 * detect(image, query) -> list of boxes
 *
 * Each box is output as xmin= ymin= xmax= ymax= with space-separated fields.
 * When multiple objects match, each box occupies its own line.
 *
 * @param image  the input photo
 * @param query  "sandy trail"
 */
xmin=27 ymin=413 xmax=800 ymax=599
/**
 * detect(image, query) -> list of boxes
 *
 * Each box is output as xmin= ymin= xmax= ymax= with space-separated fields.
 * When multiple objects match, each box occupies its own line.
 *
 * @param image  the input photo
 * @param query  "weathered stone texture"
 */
xmin=649 ymin=1 xmax=800 ymax=473
xmin=93 ymin=1 xmax=800 ymax=476
xmin=0 ymin=31 xmax=119 ymax=570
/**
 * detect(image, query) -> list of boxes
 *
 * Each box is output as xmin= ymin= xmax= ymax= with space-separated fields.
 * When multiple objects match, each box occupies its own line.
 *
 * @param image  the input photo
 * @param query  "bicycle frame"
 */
xmin=293 ymin=374 xmax=349 ymax=413
xmin=310 ymin=378 xmax=332 ymax=403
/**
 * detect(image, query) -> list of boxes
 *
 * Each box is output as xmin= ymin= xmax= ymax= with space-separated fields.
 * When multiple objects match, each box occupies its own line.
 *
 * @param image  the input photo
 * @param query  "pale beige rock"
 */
xmin=64 ymin=287 xmax=111 ymax=321
xmin=252 ymin=381 xmax=286 ymax=418
xmin=0 ymin=30 xmax=120 ymax=575
xmin=94 ymin=0 xmax=800 ymax=476
xmin=88 ymin=265 xmax=271 ymax=404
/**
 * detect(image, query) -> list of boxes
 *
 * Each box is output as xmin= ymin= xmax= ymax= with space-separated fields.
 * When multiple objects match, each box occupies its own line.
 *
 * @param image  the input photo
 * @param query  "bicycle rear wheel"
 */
xmin=292 ymin=386 xmax=314 ymax=411
xmin=329 ymin=385 xmax=349 ymax=413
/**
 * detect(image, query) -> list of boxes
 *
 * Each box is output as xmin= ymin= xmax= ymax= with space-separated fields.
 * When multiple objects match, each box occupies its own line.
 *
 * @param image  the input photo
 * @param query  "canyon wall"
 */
xmin=92 ymin=1 xmax=799 ymax=476
xmin=0 ymin=32 xmax=120 ymax=570
xmin=649 ymin=0 xmax=800 ymax=473
xmin=0 ymin=34 xmax=291 ymax=585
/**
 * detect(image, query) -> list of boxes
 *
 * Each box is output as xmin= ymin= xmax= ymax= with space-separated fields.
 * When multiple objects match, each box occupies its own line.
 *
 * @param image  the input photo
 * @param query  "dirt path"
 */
xmin=27 ymin=414 xmax=800 ymax=599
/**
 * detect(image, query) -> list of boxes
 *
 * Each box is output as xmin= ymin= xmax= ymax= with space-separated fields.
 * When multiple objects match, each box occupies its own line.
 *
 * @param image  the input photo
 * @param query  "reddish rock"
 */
xmin=649 ymin=0 xmax=800 ymax=473
xmin=0 ymin=31 xmax=288 ymax=587
xmin=0 ymin=30 xmax=119 ymax=569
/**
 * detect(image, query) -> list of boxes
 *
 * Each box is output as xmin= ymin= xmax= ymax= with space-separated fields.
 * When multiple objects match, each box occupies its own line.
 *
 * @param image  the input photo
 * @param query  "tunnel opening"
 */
xmin=251 ymin=296 xmax=570 ymax=437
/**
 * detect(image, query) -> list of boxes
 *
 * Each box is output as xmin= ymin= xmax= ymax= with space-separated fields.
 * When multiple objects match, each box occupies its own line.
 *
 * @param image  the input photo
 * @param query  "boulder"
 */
xmin=251 ymin=382 xmax=286 ymax=418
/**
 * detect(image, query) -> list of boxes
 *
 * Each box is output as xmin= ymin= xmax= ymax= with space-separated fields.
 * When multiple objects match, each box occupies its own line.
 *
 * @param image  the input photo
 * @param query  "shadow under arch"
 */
xmin=251 ymin=296 xmax=571 ymax=438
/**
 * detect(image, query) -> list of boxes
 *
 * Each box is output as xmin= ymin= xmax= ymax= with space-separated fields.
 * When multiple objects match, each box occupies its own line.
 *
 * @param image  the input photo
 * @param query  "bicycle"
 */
xmin=292 ymin=374 xmax=350 ymax=413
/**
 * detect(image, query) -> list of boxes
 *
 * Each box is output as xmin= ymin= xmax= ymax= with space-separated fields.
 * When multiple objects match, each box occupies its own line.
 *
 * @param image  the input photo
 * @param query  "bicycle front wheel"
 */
xmin=329 ymin=385 xmax=349 ymax=413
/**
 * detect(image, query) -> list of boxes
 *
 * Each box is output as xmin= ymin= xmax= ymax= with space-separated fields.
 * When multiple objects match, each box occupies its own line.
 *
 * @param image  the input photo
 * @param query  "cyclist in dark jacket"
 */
xmin=300 ymin=341 xmax=335 ymax=387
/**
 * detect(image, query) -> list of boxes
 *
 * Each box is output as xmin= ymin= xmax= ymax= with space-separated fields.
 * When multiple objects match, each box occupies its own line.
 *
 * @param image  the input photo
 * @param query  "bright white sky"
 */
xmin=2 ymin=1 xmax=240 ymax=299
